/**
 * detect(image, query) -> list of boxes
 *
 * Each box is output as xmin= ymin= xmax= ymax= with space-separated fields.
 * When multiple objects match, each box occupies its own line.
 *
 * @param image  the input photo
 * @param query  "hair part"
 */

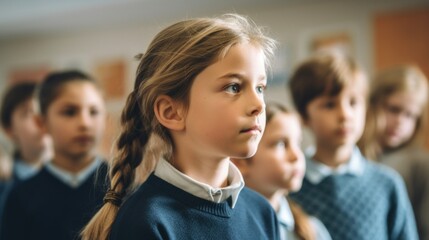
xmin=37 ymin=70 xmax=98 ymax=116
xmin=81 ymin=13 xmax=276 ymax=240
xmin=289 ymin=51 xmax=366 ymax=120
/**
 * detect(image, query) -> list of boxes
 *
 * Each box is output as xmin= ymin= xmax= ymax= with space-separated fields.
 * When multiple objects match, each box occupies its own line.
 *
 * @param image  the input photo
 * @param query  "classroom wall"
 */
xmin=0 ymin=0 xmax=427 ymax=151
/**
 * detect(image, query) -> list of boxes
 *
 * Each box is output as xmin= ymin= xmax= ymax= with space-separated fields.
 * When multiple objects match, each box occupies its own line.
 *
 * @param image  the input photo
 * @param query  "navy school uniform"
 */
xmin=1 ymin=158 xmax=108 ymax=240
xmin=110 ymin=158 xmax=280 ymax=240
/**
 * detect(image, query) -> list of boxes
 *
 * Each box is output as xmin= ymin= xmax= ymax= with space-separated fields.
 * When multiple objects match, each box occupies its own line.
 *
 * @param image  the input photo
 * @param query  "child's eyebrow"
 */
xmin=218 ymin=73 xmax=267 ymax=82
xmin=56 ymin=101 xmax=82 ymax=109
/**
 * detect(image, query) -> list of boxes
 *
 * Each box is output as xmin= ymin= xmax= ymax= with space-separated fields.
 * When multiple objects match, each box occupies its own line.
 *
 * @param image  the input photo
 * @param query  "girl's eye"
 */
xmin=225 ymin=83 xmax=241 ymax=94
xmin=275 ymin=140 xmax=288 ymax=148
xmin=256 ymin=85 xmax=266 ymax=94
xmin=90 ymin=108 xmax=99 ymax=116
xmin=350 ymin=97 xmax=357 ymax=107
xmin=386 ymin=105 xmax=402 ymax=115
xmin=62 ymin=108 xmax=77 ymax=116
xmin=323 ymin=101 xmax=335 ymax=109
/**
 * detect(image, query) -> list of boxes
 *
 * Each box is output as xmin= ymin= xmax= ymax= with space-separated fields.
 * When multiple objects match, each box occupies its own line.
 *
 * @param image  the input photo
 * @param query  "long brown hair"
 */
xmin=81 ymin=14 xmax=276 ymax=240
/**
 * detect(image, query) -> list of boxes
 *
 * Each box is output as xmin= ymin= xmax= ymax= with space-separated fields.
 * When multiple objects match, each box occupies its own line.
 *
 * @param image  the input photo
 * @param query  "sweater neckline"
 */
xmin=146 ymin=173 xmax=235 ymax=217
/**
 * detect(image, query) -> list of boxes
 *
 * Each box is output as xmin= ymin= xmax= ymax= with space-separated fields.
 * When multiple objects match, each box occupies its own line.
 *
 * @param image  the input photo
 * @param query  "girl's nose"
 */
xmin=338 ymin=102 xmax=353 ymax=120
xmin=79 ymin=112 xmax=92 ymax=128
xmin=247 ymin=90 xmax=265 ymax=117
xmin=287 ymin=144 xmax=301 ymax=163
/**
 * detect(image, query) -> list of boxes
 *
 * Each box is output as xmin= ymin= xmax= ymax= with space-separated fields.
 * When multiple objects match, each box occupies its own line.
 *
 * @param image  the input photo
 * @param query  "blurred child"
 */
xmin=1 ymin=70 xmax=108 ymax=240
xmin=288 ymin=52 xmax=418 ymax=240
xmin=359 ymin=65 xmax=429 ymax=239
xmin=81 ymin=14 xmax=279 ymax=240
xmin=0 ymin=82 xmax=52 ymax=220
xmin=232 ymin=102 xmax=331 ymax=240
xmin=0 ymin=143 xmax=12 ymax=182
xmin=0 ymin=143 xmax=12 ymax=210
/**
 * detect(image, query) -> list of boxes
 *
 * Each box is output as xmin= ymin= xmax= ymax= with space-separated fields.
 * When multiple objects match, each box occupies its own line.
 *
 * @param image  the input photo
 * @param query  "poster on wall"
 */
xmin=310 ymin=32 xmax=354 ymax=57
xmin=297 ymin=22 xmax=358 ymax=62
xmin=93 ymin=58 xmax=127 ymax=101
xmin=8 ymin=65 xmax=51 ymax=85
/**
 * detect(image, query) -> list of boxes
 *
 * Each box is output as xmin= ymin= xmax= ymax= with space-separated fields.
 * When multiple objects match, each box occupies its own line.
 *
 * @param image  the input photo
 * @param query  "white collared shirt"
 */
xmin=45 ymin=157 xmax=102 ymax=188
xmin=278 ymin=197 xmax=332 ymax=240
xmin=277 ymin=197 xmax=295 ymax=240
xmin=154 ymin=158 xmax=245 ymax=208
xmin=14 ymin=160 xmax=40 ymax=181
xmin=305 ymin=146 xmax=365 ymax=184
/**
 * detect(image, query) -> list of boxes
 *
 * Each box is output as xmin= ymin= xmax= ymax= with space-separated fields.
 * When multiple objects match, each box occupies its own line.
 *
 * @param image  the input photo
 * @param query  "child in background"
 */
xmin=232 ymin=102 xmax=331 ymax=240
xmin=359 ymin=65 xmax=429 ymax=240
xmin=0 ymin=82 xmax=52 ymax=220
xmin=82 ymin=14 xmax=279 ymax=240
xmin=288 ymin=52 xmax=418 ymax=240
xmin=1 ymin=70 xmax=108 ymax=240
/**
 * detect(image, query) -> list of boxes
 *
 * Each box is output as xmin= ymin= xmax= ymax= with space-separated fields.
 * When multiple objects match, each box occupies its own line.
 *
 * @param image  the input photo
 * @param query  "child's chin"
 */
xmin=233 ymin=147 xmax=258 ymax=159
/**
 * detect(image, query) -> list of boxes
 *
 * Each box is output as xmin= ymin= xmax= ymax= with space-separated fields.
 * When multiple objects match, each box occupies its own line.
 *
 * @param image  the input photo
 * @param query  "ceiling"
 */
xmin=0 ymin=0 xmax=288 ymax=40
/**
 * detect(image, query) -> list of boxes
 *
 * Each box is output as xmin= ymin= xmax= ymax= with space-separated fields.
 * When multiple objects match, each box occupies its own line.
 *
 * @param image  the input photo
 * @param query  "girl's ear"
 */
xmin=231 ymin=158 xmax=251 ymax=176
xmin=154 ymin=95 xmax=185 ymax=131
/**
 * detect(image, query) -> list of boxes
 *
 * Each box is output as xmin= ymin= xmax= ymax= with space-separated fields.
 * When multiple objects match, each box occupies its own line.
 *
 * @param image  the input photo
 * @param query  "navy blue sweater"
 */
xmin=1 ymin=163 xmax=108 ymax=240
xmin=110 ymin=173 xmax=280 ymax=240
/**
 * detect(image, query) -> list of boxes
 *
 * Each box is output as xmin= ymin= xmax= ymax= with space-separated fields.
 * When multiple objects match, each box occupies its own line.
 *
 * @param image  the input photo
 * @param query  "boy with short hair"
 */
xmin=0 ymin=81 xmax=52 ymax=227
xmin=289 ymin=52 xmax=418 ymax=240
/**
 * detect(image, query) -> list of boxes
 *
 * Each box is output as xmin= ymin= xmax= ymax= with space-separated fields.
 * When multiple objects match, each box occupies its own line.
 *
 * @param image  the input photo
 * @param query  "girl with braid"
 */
xmin=82 ymin=14 xmax=279 ymax=240
xmin=1 ymin=70 xmax=108 ymax=240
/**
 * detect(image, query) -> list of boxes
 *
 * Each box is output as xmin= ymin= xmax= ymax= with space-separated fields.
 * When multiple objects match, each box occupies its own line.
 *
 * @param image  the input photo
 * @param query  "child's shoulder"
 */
xmin=240 ymin=187 xmax=272 ymax=206
xmin=364 ymin=159 xmax=405 ymax=188
xmin=10 ymin=167 xmax=50 ymax=193
xmin=3 ymin=168 xmax=52 ymax=208
xmin=238 ymin=187 xmax=276 ymax=214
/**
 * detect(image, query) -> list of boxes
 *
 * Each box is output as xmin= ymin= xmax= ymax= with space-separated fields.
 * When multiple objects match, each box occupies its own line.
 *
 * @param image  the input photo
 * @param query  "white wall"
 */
xmin=0 ymin=0 xmax=427 ymax=150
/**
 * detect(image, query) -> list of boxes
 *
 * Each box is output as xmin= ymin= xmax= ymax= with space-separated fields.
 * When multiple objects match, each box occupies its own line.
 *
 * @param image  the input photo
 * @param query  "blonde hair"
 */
xmin=359 ymin=65 xmax=428 ymax=160
xmin=81 ymin=14 xmax=276 ymax=240
xmin=289 ymin=51 xmax=366 ymax=120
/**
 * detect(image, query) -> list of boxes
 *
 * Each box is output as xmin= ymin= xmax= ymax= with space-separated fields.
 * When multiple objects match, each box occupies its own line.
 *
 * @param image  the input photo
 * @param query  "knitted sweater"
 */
xmin=110 ymin=173 xmax=280 ymax=240
xmin=291 ymin=156 xmax=417 ymax=240
xmin=1 ymin=163 xmax=108 ymax=240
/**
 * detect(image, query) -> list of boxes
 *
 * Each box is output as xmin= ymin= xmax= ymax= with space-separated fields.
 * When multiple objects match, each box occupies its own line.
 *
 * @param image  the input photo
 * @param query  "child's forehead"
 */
xmin=52 ymin=81 xmax=104 ymax=105
xmin=327 ymin=71 xmax=367 ymax=95
xmin=58 ymin=80 xmax=100 ymax=94
xmin=319 ymin=76 xmax=367 ymax=99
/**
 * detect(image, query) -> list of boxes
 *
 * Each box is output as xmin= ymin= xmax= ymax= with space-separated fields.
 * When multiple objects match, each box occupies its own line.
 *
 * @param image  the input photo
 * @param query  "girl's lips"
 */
xmin=74 ymin=136 xmax=94 ymax=143
xmin=240 ymin=125 xmax=261 ymax=133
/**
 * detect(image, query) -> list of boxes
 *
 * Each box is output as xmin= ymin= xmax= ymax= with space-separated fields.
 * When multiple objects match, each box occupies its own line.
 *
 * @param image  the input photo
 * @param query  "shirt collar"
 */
xmin=14 ymin=160 xmax=40 ymax=180
xmin=305 ymin=146 xmax=365 ymax=184
xmin=45 ymin=157 xmax=102 ymax=188
xmin=154 ymin=158 xmax=245 ymax=208
xmin=277 ymin=197 xmax=295 ymax=231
